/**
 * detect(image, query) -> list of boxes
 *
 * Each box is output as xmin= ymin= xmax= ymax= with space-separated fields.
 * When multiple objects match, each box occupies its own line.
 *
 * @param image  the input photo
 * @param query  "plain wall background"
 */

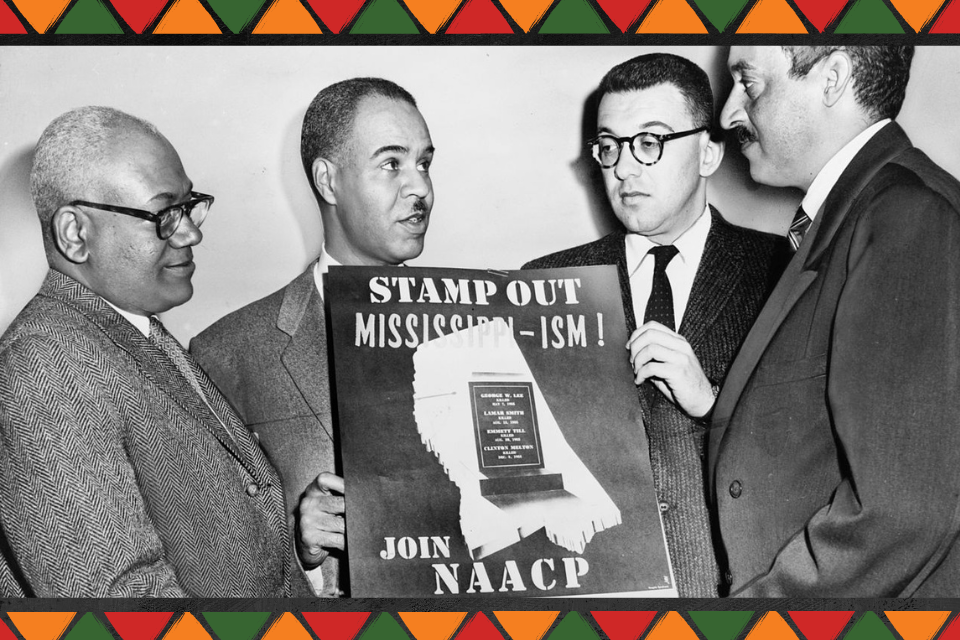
xmin=1 ymin=46 xmax=958 ymax=342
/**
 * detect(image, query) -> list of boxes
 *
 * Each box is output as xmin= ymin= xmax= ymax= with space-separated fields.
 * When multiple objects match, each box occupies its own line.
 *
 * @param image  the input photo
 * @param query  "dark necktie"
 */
xmin=149 ymin=316 xmax=206 ymax=399
xmin=788 ymin=204 xmax=813 ymax=252
xmin=644 ymin=244 xmax=679 ymax=331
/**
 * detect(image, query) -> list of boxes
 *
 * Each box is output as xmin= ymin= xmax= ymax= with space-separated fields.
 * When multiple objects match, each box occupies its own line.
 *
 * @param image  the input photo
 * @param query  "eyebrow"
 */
xmin=371 ymin=144 xmax=436 ymax=159
xmin=147 ymin=183 xmax=193 ymax=205
xmin=598 ymin=120 xmax=676 ymax=135
xmin=730 ymin=60 xmax=754 ymax=74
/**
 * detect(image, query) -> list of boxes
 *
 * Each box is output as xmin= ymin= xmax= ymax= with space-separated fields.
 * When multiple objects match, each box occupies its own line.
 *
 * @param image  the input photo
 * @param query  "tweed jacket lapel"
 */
xmin=277 ymin=266 xmax=334 ymax=443
xmin=708 ymin=123 xmax=913 ymax=465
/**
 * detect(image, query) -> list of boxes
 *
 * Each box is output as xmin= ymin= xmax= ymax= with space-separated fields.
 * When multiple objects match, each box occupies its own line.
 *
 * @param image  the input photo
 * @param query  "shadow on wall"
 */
xmin=0 ymin=146 xmax=47 ymax=337
xmin=280 ymin=105 xmax=323 ymax=265
xmin=573 ymin=88 xmax=621 ymax=240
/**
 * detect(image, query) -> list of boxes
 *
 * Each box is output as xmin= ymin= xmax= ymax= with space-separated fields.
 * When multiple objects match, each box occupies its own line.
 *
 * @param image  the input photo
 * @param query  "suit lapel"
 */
xmin=277 ymin=267 xmax=334 ymax=442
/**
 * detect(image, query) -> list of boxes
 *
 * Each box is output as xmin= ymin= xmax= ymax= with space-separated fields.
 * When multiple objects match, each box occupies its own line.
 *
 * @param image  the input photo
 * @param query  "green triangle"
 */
xmin=689 ymin=611 xmax=755 ymax=640
xmin=547 ymin=612 xmax=601 ymax=640
xmin=54 ymin=0 xmax=123 ymax=33
xmin=63 ymin=614 xmax=114 ymax=640
xmin=358 ymin=613 xmax=411 ymax=640
xmin=689 ymin=0 xmax=751 ymax=31
xmin=205 ymin=0 xmax=268 ymax=33
xmin=349 ymin=0 xmax=420 ymax=33
xmin=835 ymin=0 xmax=905 ymax=32
xmin=843 ymin=612 xmax=896 ymax=640
xmin=539 ymin=0 xmax=610 ymax=33
xmin=201 ymin=613 xmax=271 ymax=640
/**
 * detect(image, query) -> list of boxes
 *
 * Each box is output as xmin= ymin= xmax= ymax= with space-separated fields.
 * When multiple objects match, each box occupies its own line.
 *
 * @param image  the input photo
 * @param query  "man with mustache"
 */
xmin=524 ymin=53 xmax=787 ymax=596
xmin=710 ymin=46 xmax=960 ymax=596
xmin=0 ymin=106 xmax=312 ymax=597
xmin=192 ymin=77 xmax=435 ymax=596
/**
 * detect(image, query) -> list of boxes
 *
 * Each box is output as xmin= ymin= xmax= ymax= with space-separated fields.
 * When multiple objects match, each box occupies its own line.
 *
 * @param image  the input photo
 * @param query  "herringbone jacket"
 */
xmin=524 ymin=207 xmax=787 ymax=597
xmin=0 ymin=269 xmax=312 ymax=597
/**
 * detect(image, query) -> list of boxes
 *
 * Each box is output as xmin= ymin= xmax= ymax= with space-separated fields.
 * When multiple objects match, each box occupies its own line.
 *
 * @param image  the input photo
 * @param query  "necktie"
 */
xmin=788 ymin=204 xmax=813 ymax=252
xmin=149 ymin=316 xmax=206 ymax=399
xmin=644 ymin=244 xmax=679 ymax=331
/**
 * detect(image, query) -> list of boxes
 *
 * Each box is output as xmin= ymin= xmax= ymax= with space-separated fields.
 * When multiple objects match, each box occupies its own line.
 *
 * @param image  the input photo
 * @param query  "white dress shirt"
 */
xmin=312 ymin=245 xmax=342 ymax=302
xmin=625 ymin=204 xmax=712 ymax=330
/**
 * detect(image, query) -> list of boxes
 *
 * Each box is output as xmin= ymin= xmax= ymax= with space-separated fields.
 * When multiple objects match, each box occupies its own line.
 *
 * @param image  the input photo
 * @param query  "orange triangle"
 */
xmin=645 ymin=612 xmax=700 ymax=640
xmin=493 ymin=612 xmax=558 ymax=640
xmin=885 ymin=611 xmax=951 ymax=640
xmin=745 ymin=612 xmax=799 ymax=640
xmin=261 ymin=613 xmax=313 ymax=640
xmin=9 ymin=0 xmax=70 ymax=32
xmin=497 ymin=0 xmax=553 ymax=31
xmin=888 ymin=0 xmax=944 ymax=31
xmin=154 ymin=0 xmax=222 ymax=33
xmin=6 ymin=613 xmax=76 ymax=640
xmin=253 ymin=0 xmax=322 ymax=32
xmin=163 ymin=614 xmax=213 ymax=640
xmin=737 ymin=0 xmax=807 ymax=32
xmin=403 ymin=0 xmax=463 ymax=32
xmin=398 ymin=612 xmax=467 ymax=640
xmin=636 ymin=0 xmax=707 ymax=32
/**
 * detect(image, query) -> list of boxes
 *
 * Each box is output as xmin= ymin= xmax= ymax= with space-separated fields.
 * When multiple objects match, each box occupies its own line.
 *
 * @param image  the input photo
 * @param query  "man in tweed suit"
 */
xmin=0 ymin=106 xmax=314 ymax=597
xmin=524 ymin=54 xmax=787 ymax=596
xmin=192 ymin=78 xmax=435 ymax=596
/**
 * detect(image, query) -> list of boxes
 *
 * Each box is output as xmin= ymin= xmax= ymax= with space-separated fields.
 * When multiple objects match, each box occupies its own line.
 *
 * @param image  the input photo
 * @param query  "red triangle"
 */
xmin=455 ymin=613 xmax=505 ymax=640
xmin=791 ymin=0 xmax=846 ymax=31
xmin=303 ymin=0 xmax=364 ymax=32
xmin=931 ymin=0 xmax=960 ymax=31
xmin=590 ymin=612 xmax=657 ymax=640
xmin=301 ymin=613 xmax=370 ymax=640
xmin=0 ymin=619 xmax=19 ymax=640
xmin=0 ymin=1 xmax=27 ymax=33
xmin=938 ymin=614 xmax=960 ymax=640
xmin=788 ymin=611 xmax=854 ymax=640
xmin=105 ymin=613 xmax=174 ymax=640
xmin=108 ymin=0 xmax=169 ymax=33
xmin=445 ymin=0 xmax=513 ymax=32
xmin=595 ymin=0 xmax=652 ymax=32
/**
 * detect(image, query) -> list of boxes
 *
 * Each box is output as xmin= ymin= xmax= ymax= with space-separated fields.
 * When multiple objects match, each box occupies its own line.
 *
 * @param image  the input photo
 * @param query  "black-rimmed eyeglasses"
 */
xmin=588 ymin=127 xmax=708 ymax=168
xmin=70 ymin=191 xmax=215 ymax=240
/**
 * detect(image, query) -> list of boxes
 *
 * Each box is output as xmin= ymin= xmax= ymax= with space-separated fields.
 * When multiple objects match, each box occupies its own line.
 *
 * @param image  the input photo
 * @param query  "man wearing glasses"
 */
xmin=0 ymin=106 xmax=313 ymax=597
xmin=524 ymin=53 xmax=787 ymax=596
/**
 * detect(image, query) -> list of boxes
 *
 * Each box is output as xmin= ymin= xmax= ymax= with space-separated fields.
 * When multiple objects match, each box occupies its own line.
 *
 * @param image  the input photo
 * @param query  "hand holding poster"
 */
xmin=326 ymin=265 xmax=675 ymax=597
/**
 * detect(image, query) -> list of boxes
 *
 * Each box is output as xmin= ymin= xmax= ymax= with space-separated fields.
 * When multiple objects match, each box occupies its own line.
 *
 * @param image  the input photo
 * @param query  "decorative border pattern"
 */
xmin=0 ymin=0 xmax=957 ymax=34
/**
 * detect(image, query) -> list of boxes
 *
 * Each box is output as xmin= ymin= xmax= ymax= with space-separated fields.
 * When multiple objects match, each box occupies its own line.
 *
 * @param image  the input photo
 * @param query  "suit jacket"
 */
xmin=191 ymin=266 xmax=341 ymax=596
xmin=0 ymin=270 xmax=311 ymax=597
xmin=708 ymin=122 xmax=960 ymax=597
xmin=524 ymin=207 xmax=786 ymax=596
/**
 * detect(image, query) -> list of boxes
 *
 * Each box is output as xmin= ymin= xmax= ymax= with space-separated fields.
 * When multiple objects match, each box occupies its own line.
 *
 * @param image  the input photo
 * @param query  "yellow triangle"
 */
xmin=261 ymin=613 xmax=313 ymax=640
xmin=646 ymin=612 xmax=700 ymax=640
xmin=154 ymin=0 xmax=222 ymax=33
xmin=497 ymin=0 xmax=553 ymax=31
xmin=737 ymin=0 xmax=807 ymax=32
xmin=163 ymin=613 xmax=214 ymax=640
xmin=745 ymin=612 xmax=799 ymax=640
xmin=6 ymin=613 xmax=76 ymax=640
xmin=403 ymin=0 xmax=463 ymax=33
xmin=885 ymin=611 xmax=951 ymax=640
xmin=493 ymin=611 xmax=559 ymax=640
xmin=888 ymin=0 xmax=944 ymax=31
xmin=254 ymin=0 xmax=322 ymax=33
xmin=399 ymin=612 xmax=467 ymax=640
xmin=636 ymin=0 xmax=708 ymax=33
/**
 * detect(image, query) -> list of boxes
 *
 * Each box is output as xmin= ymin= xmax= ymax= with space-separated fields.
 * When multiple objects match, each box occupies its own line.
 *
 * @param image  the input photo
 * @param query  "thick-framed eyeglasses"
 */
xmin=588 ymin=126 xmax=708 ymax=168
xmin=70 ymin=191 xmax=215 ymax=240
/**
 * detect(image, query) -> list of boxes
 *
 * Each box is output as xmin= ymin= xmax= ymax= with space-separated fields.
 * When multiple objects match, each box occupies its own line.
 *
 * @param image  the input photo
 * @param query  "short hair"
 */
xmin=782 ymin=46 xmax=914 ymax=121
xmin=300 ymin=77 xmax=417 ymax=183
xmin=597 ymin=53 xmax=715 ymax=133
xmin=30 ymin=106 xmax=163 ymax=253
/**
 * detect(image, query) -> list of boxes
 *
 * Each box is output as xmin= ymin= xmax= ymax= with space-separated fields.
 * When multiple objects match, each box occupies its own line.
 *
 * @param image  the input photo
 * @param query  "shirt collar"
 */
xmin=625 ymin=203 xmax=712 ymax=277
xmin=313 ymin=245 xmax=342 ymax=300
xmin=801 ymin=119 xmax=891 ymax=220
xmin=104 ymin=300 xmax=151 ymax=337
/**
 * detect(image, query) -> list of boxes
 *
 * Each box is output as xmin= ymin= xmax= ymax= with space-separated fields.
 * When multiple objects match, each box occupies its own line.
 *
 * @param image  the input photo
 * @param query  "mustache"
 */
xmin=411 ymin=198 xmax=428 ymax=214
xmin=734 ymin=126 xmax=757 ymax=145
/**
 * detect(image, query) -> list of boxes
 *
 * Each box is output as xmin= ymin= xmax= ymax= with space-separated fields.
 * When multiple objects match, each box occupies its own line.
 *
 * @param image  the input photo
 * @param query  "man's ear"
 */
xmin=699 ymin=134 xmax=725 ymax=178
xmin=312 ymin=157 xmax=338 ymax=206
xmin=821 ymin=50 xmax=854 ymax=108
xmin=52 ymin=205 xmax=91 ymax=263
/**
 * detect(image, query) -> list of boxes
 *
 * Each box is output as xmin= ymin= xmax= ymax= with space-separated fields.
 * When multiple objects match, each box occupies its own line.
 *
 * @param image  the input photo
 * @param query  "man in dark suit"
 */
xmin=711 ymin=46 xmax=960 ymax=596
xmin=524 ymin=53 xmax=786 ymax=596
xmin=0 ymin=106 xmax=314 ymax=597
xmin=192 ymin=78 xmax=435 ymax=596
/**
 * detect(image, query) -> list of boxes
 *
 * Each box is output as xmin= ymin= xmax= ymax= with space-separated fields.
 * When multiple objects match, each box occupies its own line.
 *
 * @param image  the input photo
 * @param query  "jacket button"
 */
xmin=246 ymin=483 xmax=260 ymax=497
xmin=658 ymin=501 xmax=670 ymax=512
xmin=729 ymin=480 xmax=742 ymax=499
xmin=725 ymin=570 xmax=734 ymax=585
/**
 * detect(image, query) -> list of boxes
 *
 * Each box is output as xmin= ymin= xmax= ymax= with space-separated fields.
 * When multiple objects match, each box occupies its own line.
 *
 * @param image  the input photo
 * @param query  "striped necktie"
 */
xmin=788 ymin=205 xmax=813 ymax=252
